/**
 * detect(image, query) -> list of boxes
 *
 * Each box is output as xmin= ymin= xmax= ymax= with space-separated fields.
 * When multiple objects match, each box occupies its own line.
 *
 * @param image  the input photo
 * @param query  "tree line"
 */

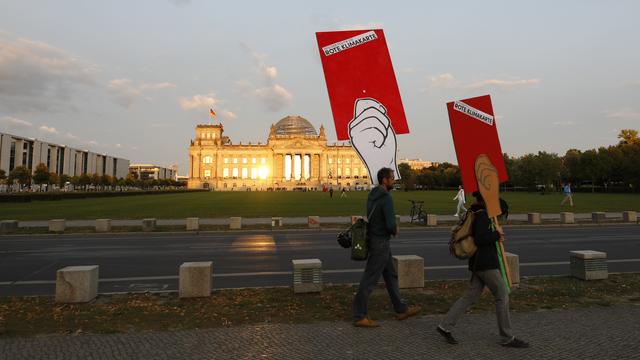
xmin=0 ymin=163 xmax=185 ymax=191
xmin=398 ymin=129 xmax=640 ymax=192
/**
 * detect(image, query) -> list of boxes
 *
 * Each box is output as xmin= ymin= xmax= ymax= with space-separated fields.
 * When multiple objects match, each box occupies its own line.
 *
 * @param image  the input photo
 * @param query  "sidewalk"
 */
xmin=13 ymin=212 xmax=630 ymax=228
xmin=1 ymin=305 xmax=638 ymax=359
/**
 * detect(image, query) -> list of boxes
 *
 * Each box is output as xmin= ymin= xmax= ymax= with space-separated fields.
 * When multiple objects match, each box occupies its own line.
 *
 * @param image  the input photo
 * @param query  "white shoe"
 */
xmin=453 ymin=214 xmax=459 ymax=217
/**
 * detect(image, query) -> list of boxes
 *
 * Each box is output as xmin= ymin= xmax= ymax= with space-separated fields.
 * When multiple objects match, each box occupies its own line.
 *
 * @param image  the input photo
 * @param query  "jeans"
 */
xmin=352 ymin=239 xmax=408 ymax=321
xmin=440 ymin=269 xmax=513 ymax=341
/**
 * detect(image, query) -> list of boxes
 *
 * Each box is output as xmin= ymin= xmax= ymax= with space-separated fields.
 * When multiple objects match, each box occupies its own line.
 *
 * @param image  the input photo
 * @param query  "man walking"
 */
xmin=437 ymin=191 xmax=529 ymax=347
xmin=453 ymin=185 xmax=466 ymax=217
xmin=340 ymin=187 xmax=347 ymax=198
xmin=329 ymin=187 xmax=334 ymax=198
xmin=353 ymin=167 xmax=421 ymax=327
xmin=560 ymin=182 xmax=573 ymax=206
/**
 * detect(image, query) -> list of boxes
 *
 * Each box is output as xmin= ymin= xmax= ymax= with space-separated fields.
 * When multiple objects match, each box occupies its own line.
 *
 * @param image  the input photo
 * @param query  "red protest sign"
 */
xmin=315 ymin=29 xmax=409 ymax=140
xmin=447 ymin=95 xmax=508 ymax=193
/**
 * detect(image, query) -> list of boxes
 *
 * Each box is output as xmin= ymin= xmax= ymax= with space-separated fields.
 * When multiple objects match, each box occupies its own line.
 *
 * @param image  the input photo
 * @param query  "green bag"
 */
xmin=350 ymin=202 xmax=379 ymax=261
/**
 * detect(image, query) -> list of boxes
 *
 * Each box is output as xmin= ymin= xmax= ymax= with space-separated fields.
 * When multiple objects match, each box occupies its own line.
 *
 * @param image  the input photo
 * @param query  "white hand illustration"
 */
xmin=348 ymin=98 xmax=400 ymax=185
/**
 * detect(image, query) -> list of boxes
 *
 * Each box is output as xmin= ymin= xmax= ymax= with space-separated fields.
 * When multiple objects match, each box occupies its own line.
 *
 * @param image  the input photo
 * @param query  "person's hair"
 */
xmin=472 ymin=191 xmax=484 ymax=202
xmin=377 ymin=167 xmax=394 ymax=184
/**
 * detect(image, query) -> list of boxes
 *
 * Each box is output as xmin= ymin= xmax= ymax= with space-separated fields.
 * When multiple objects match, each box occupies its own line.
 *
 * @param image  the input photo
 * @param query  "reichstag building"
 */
xmin=188 ymin=116 xmax=369 ymax=191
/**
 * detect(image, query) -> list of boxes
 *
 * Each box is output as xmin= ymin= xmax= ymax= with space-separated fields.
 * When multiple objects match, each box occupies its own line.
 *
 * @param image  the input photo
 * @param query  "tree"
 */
xmin=535 ymin=151 xmax=562 ymax=190
xmin=33 ymin=163 xmax=50 ymax=185
xmin=618 ymin=129 xmax=639 ymax=145
xmin=398 ymin=163 xmax=415 ymax=190
xmin=101 ymin=174 xmax=113 ymax=189
xmin=8 ymin=166 xmax=31 ymax=186
xmin=78 ymin=173 xmax=91 ymax=188
xmin=124 ymin=173 xmax=136 ymax=187
xmin=59 ymin=174 xmax=71 ymax=187
xmin=561 ymin=149 xmax=582 ymax=184
xmin=90 ymin=173 xmax=101 ymax=187
xmin=48 ymin=172 xmax=60 ymax=187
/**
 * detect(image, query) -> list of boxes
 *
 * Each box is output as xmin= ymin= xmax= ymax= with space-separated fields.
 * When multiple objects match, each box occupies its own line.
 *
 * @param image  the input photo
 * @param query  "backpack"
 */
xmin=449 ymin=209 xmax=479 ymax=259
xmin=336 ymin=202 xmax=379 ymax=261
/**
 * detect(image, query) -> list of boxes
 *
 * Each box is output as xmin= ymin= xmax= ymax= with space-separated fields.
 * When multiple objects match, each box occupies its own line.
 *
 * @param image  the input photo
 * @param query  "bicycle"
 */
xmin=408 ymin=200 xmax=427 ymax=224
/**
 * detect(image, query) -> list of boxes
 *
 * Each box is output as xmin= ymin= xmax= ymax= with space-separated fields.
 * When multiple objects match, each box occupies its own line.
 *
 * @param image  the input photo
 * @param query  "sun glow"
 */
xmin=258 ymin=166 xmax=269 ymax=180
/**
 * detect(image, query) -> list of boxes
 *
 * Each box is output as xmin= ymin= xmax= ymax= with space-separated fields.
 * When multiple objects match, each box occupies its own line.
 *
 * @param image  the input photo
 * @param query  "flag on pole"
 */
xmin=209 ymin=109 xmax=216 ymax=118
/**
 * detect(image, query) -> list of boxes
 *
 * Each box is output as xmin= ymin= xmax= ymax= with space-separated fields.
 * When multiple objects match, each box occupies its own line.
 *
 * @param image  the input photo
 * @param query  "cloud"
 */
xmin=428 ymin=73 xmax=457 ymax=89
xmin=238 ymin=45 xmax=294 ymax=112
xmin=0 ymin=116 xmax=33 ymax=130
xmin=218 ymin=109 xmax=237 ymax=119
xmin=255 ymin=84 xmax=293 ymax=111
xmin=425 ymin=73 xmax=540 ymax=92
xmin=263 ymin=66 xmax=277 ymax=79
xmin=108 ymin=78 xmax=176 ymax=107
xmin=465 ymin=78 xmax=540 ymax=90
xmin=169 ymin=0 xmax=190 ymax=7
xmin=179 ymin=93 xmax=219 ymax=110
xmin=0 ymin=33 xmax=98 ymax=113
xmin=604 ymin=108 xmax=640 ymax=120
xmin=339 ymin=22 xmax=384 ymax=30
xmin=38 ymin=125 xmax=59 ymax=134
xmin=552 ymin=121 xmax=577 ymax=126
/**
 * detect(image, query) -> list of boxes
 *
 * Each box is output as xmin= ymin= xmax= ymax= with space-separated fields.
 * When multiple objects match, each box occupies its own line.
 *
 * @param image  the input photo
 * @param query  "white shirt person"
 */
xmin=453 ymin=186 xmax=466 ymax=217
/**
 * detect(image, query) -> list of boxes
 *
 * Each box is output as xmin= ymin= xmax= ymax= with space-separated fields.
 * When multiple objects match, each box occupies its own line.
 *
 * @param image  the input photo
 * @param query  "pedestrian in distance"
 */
xmin=453 ymin=185 xmax=466 ymax=217
xmin=329 ymin=187 xmax=334 ymax=198
xmin=437 ymin=191 xmax=529 ymax=348
xmin=341 ymin=187 xmax=347 ymax=198
xmin=560 ymin=182 xmax=574 ymax=207
xmin=353 ymin=167 xmax=421 ymax=327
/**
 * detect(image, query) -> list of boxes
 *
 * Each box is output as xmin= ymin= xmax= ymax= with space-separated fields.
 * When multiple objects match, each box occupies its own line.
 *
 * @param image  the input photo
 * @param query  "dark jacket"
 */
xmin=468 ymin=203 xmax=501 ymax=271
xmin=366 ymin=186 xmax=397 ymax=242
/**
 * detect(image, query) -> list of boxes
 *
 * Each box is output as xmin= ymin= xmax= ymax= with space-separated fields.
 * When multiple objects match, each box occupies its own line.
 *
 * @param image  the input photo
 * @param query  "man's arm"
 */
xmin=383 ymin=195 xmax=397 ymax=236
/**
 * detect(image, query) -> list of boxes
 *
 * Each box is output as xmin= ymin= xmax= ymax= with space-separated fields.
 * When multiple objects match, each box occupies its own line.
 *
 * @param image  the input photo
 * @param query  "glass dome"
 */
xmin=273 ymin=116 xmax=317 ymax=136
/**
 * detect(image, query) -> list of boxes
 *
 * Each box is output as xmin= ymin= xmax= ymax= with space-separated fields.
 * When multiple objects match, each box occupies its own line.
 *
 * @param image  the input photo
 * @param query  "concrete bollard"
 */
xmin=392 ymin=255 xmax=424 ymax=289
xmin=95 ymin=219 xmax=112 ymax=232
xmin=351 ymin=215 xmax=363 ymax=224
xmin=592 ymin=212 xmax=606 ymax=223
xmin=49 ymin=219 xmax=66 ymax=232
xmin=308 ymin=216 xmax=320 ymax=228
xmin=292 ymin=259 xmax=322 ymax=293
xmin=528 ymin=213 xmax=541 ymax=225
xmin=0 ymin=220 xmax=18 ymax=234
xmin=55 ymin=265 xmax=99 ymax=303
xmin=271 ymin=217 xmax=283 ymax=228
xmin=570 ymin=250 xmax=608 ymax=280
xmin=229 ymin=217 xmax=242 ymax=230
xmin=142 ymin=218 xmax=157 ymax=232
xmin=504 ymin=252 xmax=520 ymax=285
xmin=186 ymin=217 xmax=200 ymax=231
xmin=179 ymin=261 xmax=212 ymax=298
xmin=426 ymin=214 xmax=437 ymax=227
xmin=622 ymin=211 xmax=637 ymax=223
xmin=560 ymin=212 xmax=575 ymax=224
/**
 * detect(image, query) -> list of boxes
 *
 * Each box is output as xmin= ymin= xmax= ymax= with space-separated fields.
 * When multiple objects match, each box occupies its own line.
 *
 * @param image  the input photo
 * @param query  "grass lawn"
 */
xmin=0 ymin=190 xmax=639 ymax=221
xmin=1 ymin=274 xmax=638 ymax=336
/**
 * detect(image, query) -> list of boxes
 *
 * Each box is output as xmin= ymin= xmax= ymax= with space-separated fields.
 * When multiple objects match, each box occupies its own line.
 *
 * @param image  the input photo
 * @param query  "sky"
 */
xmin=1 ymin=0 xmax=639 ymax=175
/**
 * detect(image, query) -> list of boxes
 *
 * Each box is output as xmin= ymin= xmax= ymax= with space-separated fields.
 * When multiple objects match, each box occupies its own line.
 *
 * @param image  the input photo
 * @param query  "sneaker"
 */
xmin=396 ymin=305 xmax=422 ymax=321
xmin=436 ymin=326 xmax=458 ymax=345
xmin=353 ymin=317 xmax=380 ymax=328
xmin=501 ymin=337 xmax=529 ymax=348
xmin=453 ymin=214 xmax=459 ymax=217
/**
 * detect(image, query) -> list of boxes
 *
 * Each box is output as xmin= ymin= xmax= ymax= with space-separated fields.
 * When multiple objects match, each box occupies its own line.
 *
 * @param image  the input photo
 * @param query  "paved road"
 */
xmin=1 ymin=306 xmax=639 ymax=359
xmin=1 ymin=224 xmax=639 ymax=296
